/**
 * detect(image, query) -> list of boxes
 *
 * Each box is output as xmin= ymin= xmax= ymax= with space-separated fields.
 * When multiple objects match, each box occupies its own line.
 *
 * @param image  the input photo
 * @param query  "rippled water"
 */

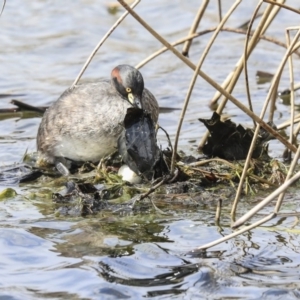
xmin=1 ymin=1 xmax=300 ymax=299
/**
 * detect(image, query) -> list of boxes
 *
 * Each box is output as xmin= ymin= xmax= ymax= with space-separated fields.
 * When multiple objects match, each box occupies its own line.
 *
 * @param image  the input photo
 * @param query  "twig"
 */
xmin=217 ymin=0 xmax=222 ymax=22
xmin=171 ymin=0 xmax=242 ymax=173
xmin=268 ymin=29 xmax=300 ymax=123
xmin=238 ymin=12 xmax=263 ymax=29
xmin=274 ymin=144 xmax=300 ymax=213
xmin=231 ymin=26 xmax=300 ymax=216
xmin=231 ymin=126 xmax=261 ymax=216
xmin=243 ymin=1 xmax=260 ymax=128
xmin=277 ymin=115 xmax=300 ymax=130
xmin=188 ymin=157 xmax=236 ymax=167
xmin=158 ymin=125 xmax=173 ymax=152
xmin=286 ymin=27 xmax=298 ymax=159
xmin=181 ymin=0 xmax=209 ymax=56
xmin=0 ymin=0 xmax=5 ymax=17
xmin=187 ymin=159 xmax=277 ymax=187
xmin=193 ymin=213 xmax=276 ymax=251
xmin=133 ymin=173 xmax=174 ymax=205
xmin=71 ymin=0 xmax=140 ymax=88
xmin=211 ymin=1 xmax=283 ymax=106
xmin=215 ymin=199 xmax=222 ymax=223
xmin=188 ymin=167 xmax=231 ymax=179
xmin=118 ymin=0 xmax=297 ymax=154
xmin=231 ymin=1 xmax=264 ymax=217
xmin=293 ymin=121 xmax=300 ymax=140
xmin=142 ymin=173 xmax=175 ymax=200
xmin=232 ymin=170 xmax=300 ymax=229
xmin=263 ymin=0 xmax=300 ymax=14
xmin=136 ymin=27 xmax=295 ymax=70
xmin=199 ymin=1 xmax=283 ymax=149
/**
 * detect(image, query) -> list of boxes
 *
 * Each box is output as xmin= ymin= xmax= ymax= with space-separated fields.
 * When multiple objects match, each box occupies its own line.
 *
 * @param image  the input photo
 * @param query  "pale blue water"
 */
xmin=0 ymin=1 xmax=300 ymax=299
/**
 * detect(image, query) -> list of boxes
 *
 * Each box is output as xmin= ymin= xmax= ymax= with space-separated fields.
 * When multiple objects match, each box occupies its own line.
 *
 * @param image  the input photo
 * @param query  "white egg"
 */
xmin=118 ymin=165 xmax=142 ymax=184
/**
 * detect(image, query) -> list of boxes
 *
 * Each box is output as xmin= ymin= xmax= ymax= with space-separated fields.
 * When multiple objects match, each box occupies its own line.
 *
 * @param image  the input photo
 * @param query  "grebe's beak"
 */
xmin=128 ymin=93 xmax=142 ymax=109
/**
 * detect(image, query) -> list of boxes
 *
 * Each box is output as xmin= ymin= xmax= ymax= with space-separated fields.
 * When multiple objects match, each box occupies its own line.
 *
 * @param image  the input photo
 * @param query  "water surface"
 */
xmin=1 ymin=1 xmax=300 ymax=299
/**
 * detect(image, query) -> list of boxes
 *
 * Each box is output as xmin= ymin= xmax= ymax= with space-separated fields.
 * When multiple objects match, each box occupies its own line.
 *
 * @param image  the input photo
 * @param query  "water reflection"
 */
xmin=1 ymin=188 xmax=300 ymax=298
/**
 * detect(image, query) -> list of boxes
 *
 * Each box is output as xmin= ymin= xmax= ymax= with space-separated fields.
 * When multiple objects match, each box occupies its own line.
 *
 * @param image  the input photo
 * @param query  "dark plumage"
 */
xmin=118 ymin=107 xmax=168 ymax=180
xmin=37 ymin=65 xmax=159 ymax=173
xmin=199 ymin=112 xmax=274 ymax=160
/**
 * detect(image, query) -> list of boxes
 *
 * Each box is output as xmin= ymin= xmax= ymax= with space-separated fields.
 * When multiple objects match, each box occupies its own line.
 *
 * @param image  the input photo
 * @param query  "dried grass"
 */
xmin=73 ymin=0 xmax=300 ymax=252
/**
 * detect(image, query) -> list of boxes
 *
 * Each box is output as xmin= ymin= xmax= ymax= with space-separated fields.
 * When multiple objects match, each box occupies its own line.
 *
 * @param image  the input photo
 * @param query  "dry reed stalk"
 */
xmin=215 ymin=199 xmax=222 ymax=223
xmin=194 ymin=213 xmax=276 ymax=251
xmin=232 ymin=154 xmax=300 ymax=229
xmin=117 ymin=0 xmax=297 ymax=154
xmin=170 ymin=0 xmax=242 ymax=173
xmin=195 ymin=168 xmax=300 ymax=251
xmin=189 ymin=166 xmax=276 ymax=187
xmin=293 ymin=121 xmax=300 ymax=139
xmin=136 ymin=27 xmax=294 ymax=70
xmin=199 ymin=0 xmax=284 ymax=149
xmin=270 ymin=35 xmax=299 ymax=116
xmin=268 ymin=33 xmax=300 ymax=123
xmin=197 ymin=30 xmax=300 ymax=246
xmin=273 ymin=27 xmax=300 ymax=212
xmin=71 ymin=0 xmax=140 ymax=88
xmin=292 ymin=41 xmax=300 ymax=53
xmin=231 ymin=128 xmax=263 ymax=216
xmin=263 ymin=0 xmax=300 ymax=14
xmin=293 ymin=82 xmax=300 ymax=90
xmin=287 ymin=28 xmax=297 ymax=156
xmin=231 ymin=1 xmax=265 ymax=217
xmin=209 ymin=1 xmax=283 ymax=105
xmin=231 ymin=27 xmax=300 ymax=216
xmin=181 ymin=0 xmax=209 ymax=56
xmin=274 ymin=144 xmax=300 ymax=213
xmin=278 ymin=115 xmax=300 ymax=130
xmin=243 ymin=2 xmax=260 ymax=128
xmin=217 ymin=0 xmax=222 ymax=21
xmin=0 ymin=0 xmax=5 ymax=17
xmin=187 ymin=158 xmax=277 ymax=187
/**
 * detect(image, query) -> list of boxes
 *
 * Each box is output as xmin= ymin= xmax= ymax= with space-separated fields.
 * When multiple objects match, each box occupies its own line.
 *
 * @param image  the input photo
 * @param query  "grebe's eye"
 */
xmin=126 ymin=87 xmax=132 ymax=93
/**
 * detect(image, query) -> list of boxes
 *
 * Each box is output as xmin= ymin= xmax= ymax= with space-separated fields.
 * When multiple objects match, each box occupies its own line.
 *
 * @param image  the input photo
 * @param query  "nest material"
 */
xmin=199 ymin=112 xmax=276 ymax=160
